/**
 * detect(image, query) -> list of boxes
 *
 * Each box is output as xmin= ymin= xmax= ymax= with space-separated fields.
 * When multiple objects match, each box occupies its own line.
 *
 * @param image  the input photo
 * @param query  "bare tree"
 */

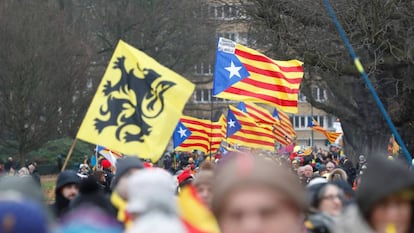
xmin=246 ymin=0 xmax=414 ymax=159
xmin=0 ymin=0 xmax=91 ymax=163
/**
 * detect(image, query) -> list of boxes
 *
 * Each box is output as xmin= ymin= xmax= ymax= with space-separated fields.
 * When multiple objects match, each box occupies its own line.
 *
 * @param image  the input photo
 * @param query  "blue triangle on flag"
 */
xmin=212 ymin=39 xmax=249 ymax=96
xmin=237 ymin=102 xmax=247 ymax=113
xmin=272 ymin=108 xmax=280 ymax=120
xmin=173 ymin=121 xmax=191 ymax=148
xmin=226 ymin=108 xmax=242 ymax=138
xmin=307 ymin=117 xmax=315 ymax=127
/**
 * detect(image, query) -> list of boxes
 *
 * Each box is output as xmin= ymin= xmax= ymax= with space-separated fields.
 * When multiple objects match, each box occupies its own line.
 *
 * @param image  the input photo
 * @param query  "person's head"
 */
xmin=318 ymin=164 xmax=328 ymax=176
xmin=193 ymin=162 xmax=214 ymax=207
xmin=56 ymin=170 xmax=81 ymax=201
xmin=309 ymin=183 xmax=344 ymax=217
xmin=8 ymin=157 xmax=12 ymax=161
xmin=327 ymin=168 xmax=348 ymax=183
xmin=297 ymin=166 xmax=305 ymax=177
xmin=28 ymin=164 xmax=35 ymax=173
xmin=291 ymin=160 xmax=299 ymax=169
xmin=111 ymin=156 xmax=144 ymax=200
xmin=212 ymin=153 xmax=307 ymax=233
xmin=18 ymin=167 xmax=30 ymax=177
xmin=326 ymin=162 xmax=335 ymax=172
xmin=127 ymin=168 xmax=176 ymax=219
xmin=94 ymin=170 xmax=106 ymax=183
xmin=304 ymin=165 xmax=313 ymax=178
xmin=357 ymin=157 xmax=414 ymax=233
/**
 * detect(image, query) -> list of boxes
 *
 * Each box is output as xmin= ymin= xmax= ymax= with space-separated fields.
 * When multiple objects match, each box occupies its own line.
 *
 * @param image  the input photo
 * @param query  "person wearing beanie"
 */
xmin=126 ymin=168 xmax=186 ymax=233
xmin=335 ymin=156 xmax=414 ymax=233
xmin=50 ymin=170 xmax=81 ymax=219
xmin=109 ymin=156 xmax=144 ymax=228
xmin=212 ymin=153 xmax=307 ymax=233
xmin=193 ymin=162 xmax=214 ymax=208
xmin=176 ymin=169 xmax=193 ymax=192
xmin=0 ymin=198 xmax=48 ymax=233
xmin=305 ymin=179 xmax=344 ymax=233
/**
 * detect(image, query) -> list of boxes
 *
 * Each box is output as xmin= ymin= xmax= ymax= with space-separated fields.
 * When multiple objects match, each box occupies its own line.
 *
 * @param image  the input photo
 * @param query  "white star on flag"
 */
xmin=225 ymin=61 xmax=242 ymax=79
xmin=178 ymin=127 xmax=187 ymax=138
xmin=228 ymin=119 xmax=236 ymax=128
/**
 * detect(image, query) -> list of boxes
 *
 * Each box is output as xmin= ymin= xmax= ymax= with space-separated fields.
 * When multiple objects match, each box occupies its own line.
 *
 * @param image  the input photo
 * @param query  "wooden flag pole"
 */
xmin=61 ymin=138 xmax=78 ymax=172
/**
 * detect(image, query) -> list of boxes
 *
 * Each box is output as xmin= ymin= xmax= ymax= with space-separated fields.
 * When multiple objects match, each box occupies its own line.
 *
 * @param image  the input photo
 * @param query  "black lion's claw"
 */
xmin=113 ymin=56 xmax=126 ymax=70
xmin=103 ymin=80 xmax=112 ymax=96
xmin=124 ymin=132 xmax=145 ymax=143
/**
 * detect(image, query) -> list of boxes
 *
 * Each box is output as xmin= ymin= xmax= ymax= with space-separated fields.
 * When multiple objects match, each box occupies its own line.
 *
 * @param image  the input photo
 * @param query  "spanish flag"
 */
xmin=212 ymin=37 xmax=304 ymax=113
xmin=178 ymin=185 xmax=220 ymax=233
xmin=77 ymin=40 xmax=195 ymax=162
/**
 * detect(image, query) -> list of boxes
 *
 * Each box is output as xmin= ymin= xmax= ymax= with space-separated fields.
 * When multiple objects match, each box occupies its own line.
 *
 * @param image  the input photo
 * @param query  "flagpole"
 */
xmin=209 ymin=91 xmax=214 ymax=160
xmin=62 ymin=138 xmax=78 ymax=172
xmin=322 ymin=0 xmax=412 ymax=166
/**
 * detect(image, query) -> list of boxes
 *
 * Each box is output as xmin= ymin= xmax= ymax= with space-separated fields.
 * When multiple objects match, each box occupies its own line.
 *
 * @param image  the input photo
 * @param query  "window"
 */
xmin=312 ymin=87 xmax=327 ymax=102
xmin=208 ymin=4 xmax=243 ymax=20
xmin=193 ymin=89 xmax=235 ymax=103
xmin=217 ymin=32 xmax=248 ymax=44
xmin=298 ymin=91 xmax=307 ymax=102
xmin=194 ymin=63 xmax=213 ymax=76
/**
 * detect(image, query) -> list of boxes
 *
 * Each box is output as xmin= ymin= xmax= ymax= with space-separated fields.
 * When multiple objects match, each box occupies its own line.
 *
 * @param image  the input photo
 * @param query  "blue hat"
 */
xmin=0 ymin=200 xmax=48 ymax=233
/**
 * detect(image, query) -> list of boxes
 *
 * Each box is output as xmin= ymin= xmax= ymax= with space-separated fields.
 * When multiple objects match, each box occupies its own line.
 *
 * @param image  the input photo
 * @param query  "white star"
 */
xmin=228 ymin=119 xmax=236 ymax=128
xmin=225 ymin=61 xmax=242 ymax=79
xmin=178 ymin=127 xmax=187 ymax=138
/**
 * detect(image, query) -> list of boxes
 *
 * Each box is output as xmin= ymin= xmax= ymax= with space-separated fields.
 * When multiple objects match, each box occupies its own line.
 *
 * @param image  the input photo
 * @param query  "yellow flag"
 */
xmin=77 ymin=40 xmax=195 ymax=162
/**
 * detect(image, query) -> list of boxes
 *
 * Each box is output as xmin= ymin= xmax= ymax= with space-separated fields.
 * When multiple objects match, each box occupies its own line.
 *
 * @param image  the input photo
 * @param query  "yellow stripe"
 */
xmin=237 ymin=56 xmax=304 ymax=79
xmin=217 ymin=92 xmax=299 ymax=113
xmin=227 ymin=138 xmax=275 ymax=151
xmin=248 ymin=73 xmax=301 ymax=89
xmin=232 ymin=81 xmax=299 ymax=100
xmin=236 ymin=44 xmax=304 ymax=67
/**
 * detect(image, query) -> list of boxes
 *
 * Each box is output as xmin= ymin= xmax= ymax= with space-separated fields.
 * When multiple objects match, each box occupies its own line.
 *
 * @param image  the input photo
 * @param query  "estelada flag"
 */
xmin=77 ymin=40 xmax=195 ymax=162
xmin=212 ymin=37 xmax=304 ymax=113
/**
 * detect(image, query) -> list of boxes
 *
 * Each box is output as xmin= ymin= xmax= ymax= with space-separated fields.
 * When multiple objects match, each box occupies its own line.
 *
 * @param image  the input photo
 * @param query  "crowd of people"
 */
xmin=0 ymin=146 xmax=413 ymax=233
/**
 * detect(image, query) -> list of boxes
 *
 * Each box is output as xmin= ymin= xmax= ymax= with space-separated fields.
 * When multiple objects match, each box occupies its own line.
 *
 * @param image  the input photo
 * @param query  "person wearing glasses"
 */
xmin=306 ymin=179 xmax=344 ymax=233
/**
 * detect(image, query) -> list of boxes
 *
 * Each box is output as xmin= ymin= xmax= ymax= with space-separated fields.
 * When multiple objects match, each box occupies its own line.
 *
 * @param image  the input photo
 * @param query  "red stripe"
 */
xmin=238 ymin=129 xmax=275 ymax=139
xmin=230 ymin=135 xmax=275 ymax=147
xmin=242 ymin=63 xmax=302 ymax=85
xmin=182 ymin=118 xmax=212 ymax=129
xmin=235 ymin=49 xmax=303 ymax=73
xmin=187 ymin=135 xmax=209 ymax=141
xmin=241 ymin=78 xmax=299 ymax=94
xmin=179 ymin=143 xmax=209 ymax=150
xmin=246 ymin=104 xmax=277 ymax=123
xmin=225 ymin=87 xmax=298 ymax=107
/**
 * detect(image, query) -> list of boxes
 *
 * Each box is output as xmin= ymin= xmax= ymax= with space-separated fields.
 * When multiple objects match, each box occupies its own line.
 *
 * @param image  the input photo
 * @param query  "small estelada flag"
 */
xmin=77 ymin=40 xmax=195 ymax=162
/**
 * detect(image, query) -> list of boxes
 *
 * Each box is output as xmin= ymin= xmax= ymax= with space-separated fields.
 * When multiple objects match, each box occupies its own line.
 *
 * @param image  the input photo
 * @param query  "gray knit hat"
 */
xmin=111 ymin=156 xmax=144 ymax=189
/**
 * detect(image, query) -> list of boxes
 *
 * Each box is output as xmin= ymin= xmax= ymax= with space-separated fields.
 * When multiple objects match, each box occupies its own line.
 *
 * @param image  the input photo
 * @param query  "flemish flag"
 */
xmin=77 ymin=40 xmax=195 ymax=162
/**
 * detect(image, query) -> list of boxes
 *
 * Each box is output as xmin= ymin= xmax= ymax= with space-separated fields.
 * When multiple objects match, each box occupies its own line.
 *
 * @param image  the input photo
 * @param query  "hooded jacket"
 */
xmin=336 ymin=156 xmax=414 ymax=233
xmin=50 ymin=171 xmax=80 ymax=219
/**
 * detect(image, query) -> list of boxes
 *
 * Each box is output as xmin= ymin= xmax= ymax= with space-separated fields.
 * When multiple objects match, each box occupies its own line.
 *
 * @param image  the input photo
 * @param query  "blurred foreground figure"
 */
xmin=109 ymin=156 xmax=143 ymax=228
xmin=126 ymin=168 xmax=186 ymax=233
xmin=335 ymin=156 xmax=414 ymax=233
xmin=212 ymin=153 xmax=307 ymax=233
xmin=0 ymin=176 xmax=49 ymax=233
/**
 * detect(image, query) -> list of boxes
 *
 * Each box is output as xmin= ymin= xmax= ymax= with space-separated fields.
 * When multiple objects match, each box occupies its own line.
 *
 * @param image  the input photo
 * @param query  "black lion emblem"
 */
xmin=94 ymin=56 xmax=176 ymax=142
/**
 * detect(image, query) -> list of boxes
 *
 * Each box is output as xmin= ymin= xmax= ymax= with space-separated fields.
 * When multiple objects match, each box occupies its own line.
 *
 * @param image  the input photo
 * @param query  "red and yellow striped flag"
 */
xmin=178 ymin=185 xmax=220 ymax=233
xmin=272 ymin=108 xmax=296 ymax=145
xmin=308 ymin=117 xmax=341 ymax=144
xmin=213 ymin=38 xmax=304 ymax=113
xmin=227 ymin=106 xmax=275 ymax=151
xmin=175 ymin=116 xmax=223 ymax=154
